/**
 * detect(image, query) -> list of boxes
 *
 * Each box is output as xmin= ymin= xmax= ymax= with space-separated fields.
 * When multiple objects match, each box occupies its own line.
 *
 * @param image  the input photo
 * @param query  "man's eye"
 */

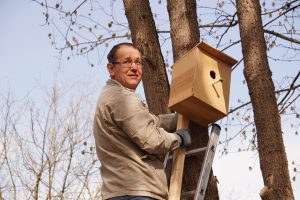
xmin=124 ymin=60 xmax=131 ymax=64
xmin=135 ymin=61 xmax=141 ymax=65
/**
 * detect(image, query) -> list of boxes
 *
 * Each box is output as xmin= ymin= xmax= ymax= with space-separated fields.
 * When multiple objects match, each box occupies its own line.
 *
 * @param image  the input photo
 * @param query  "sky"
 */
xmin=0 ymin=0 xmax=108 ymax=97
xmin=0 ymin=0 xmax=299 ymax=199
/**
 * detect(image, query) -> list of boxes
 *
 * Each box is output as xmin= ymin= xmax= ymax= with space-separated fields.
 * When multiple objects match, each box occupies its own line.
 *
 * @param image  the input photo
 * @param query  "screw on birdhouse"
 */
xmin=212 ymin=79 xmax=224 ymax=98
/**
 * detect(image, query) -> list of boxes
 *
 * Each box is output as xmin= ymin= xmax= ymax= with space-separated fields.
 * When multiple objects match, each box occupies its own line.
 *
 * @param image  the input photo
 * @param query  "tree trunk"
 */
xmin=167 ymin=1 xmax=219 ymax=200
xmin=123 ymin=0 xmax=170 ymax=115
xmin=236 ymin=0 xmax=295 ymax=199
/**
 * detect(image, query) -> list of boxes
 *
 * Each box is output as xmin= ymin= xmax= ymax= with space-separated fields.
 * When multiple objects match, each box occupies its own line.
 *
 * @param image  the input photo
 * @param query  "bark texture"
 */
xmin=236 ymin=0 xmax=295 ymax=199
xmin=123 ymin=0 xmax=170 ymax=115
xmin=167 ymin=0 xmax=219 ymax=199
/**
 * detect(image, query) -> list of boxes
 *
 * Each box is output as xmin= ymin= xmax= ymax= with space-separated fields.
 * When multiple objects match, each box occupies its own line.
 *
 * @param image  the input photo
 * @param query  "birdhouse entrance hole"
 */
xmin=210 ymin=70 xmax=216 ymax=79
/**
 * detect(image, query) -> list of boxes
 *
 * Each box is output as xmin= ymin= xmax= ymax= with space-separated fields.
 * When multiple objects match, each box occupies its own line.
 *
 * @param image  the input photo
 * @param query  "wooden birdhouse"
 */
xmin=168 ymin=42 xmax=238 ymax=126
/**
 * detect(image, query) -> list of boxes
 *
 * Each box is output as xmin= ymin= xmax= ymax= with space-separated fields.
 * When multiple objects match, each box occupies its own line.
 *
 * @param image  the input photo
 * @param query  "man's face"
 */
xmin=107 ymin=45 xmax=142 ymax=90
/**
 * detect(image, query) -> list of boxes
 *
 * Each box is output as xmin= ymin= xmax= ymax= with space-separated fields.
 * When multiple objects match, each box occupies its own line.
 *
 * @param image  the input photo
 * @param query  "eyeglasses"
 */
xmin=112 ymin=60 xmax=143 ymax=69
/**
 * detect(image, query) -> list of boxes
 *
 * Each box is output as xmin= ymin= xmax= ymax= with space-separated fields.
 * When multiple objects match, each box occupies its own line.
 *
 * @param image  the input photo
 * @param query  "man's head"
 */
xmin=107 ymin=43 xmax=142 ymax=90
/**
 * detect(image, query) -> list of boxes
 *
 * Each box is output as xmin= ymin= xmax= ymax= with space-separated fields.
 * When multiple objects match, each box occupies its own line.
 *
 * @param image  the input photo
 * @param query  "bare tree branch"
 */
xmin=229 ymin=82 xmax=300 ymax=115
xmin=278 ymin=70 xmax=300 ymax=106
xmin=263 ymin=1 xmax=300 ymax=28
xmin=264 ymin=29 xmax=300 ymax=45
xmin=71 ymin=0 xmax=88 ymax=15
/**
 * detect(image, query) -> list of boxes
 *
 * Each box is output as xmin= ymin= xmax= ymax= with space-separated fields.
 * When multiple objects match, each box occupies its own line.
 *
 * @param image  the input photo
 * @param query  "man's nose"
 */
xmin=131 ymin=63 xmax=138 ymax=70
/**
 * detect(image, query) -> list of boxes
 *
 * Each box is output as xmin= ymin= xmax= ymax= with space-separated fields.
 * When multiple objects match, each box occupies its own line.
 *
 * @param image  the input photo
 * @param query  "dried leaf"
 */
xmin=269 ymin=13 xmax=272 ymax=18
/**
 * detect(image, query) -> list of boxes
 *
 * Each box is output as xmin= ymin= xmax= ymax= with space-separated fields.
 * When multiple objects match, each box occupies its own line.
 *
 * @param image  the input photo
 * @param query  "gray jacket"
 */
xmin=93 ymin=79 xmax=181 ymax=200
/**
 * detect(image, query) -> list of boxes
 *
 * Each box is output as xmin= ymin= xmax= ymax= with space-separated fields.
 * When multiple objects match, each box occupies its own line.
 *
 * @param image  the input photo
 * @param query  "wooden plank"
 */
xmin=168 ymin=114 xmax=189 ymax=200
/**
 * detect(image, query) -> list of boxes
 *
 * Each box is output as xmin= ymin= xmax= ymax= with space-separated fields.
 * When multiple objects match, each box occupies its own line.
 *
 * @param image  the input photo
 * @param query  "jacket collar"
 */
xmin=107 ymin=79 xmax=135 ymax=92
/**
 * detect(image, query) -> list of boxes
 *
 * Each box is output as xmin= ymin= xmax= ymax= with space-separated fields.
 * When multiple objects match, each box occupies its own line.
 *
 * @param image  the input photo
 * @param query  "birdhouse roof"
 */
xmin=184 ymin=42 xmax=238 ymax=67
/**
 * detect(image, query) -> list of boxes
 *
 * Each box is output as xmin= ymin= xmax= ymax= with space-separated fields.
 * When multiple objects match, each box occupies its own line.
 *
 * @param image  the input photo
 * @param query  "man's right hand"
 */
xmin=175 ymin=129 xmax=191 ymax=147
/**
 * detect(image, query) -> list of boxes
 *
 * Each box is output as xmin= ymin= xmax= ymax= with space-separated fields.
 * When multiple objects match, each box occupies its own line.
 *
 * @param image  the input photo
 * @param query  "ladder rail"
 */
xmin=193 ymin=124 xmax=221 ymax=200
xmin=168 ymin=114 xmax=189 ymax=200
xmin=167 ymin=123 xmax=221 ymax=200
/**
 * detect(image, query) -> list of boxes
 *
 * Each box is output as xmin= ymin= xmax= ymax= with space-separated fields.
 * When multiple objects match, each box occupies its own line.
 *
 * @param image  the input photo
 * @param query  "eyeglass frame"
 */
xmin=111 ymin=59 xmax=143 ymax=68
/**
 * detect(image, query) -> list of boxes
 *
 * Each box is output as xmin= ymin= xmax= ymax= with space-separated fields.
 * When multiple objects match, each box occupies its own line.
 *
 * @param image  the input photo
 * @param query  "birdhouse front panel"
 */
xmin=168 ymin=42 xmax=237 ymax=126
xmin=193 ymin=48 xmax=232 ymax=115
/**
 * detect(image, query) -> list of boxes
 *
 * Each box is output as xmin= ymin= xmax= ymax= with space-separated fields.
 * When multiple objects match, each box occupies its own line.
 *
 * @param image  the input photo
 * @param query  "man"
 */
xmin=93 ymin=43 xmax=191 ymax=200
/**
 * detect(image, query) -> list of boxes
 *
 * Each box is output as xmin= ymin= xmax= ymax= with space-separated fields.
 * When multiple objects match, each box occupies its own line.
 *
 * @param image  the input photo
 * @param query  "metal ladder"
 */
xmin=166 ymin=123 xmax=221 ymax=200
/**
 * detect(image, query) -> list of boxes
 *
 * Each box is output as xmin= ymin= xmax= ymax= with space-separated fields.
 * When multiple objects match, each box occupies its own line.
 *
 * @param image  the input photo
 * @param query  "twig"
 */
xmin=278 ymin=71 xmax=300 ymax=106
xmin=217 ymin=13 xmax=237 ymax=48
xmin=71 ymin=0 xmax=88 ymax=15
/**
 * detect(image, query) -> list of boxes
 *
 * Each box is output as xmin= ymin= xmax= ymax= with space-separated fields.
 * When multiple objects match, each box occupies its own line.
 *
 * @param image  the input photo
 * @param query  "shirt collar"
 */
xmin=107 ymin=79 xmax=135 ymax=92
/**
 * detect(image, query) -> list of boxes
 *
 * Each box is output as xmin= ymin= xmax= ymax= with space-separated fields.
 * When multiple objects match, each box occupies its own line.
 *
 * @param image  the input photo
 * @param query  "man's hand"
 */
xmin=175 ymin=128 xmax=191 ymax=147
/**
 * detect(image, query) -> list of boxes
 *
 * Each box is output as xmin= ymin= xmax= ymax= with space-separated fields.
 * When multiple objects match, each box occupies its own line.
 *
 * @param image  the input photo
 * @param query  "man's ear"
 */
xmin=107 ymin=63 xmax=115 ymax=78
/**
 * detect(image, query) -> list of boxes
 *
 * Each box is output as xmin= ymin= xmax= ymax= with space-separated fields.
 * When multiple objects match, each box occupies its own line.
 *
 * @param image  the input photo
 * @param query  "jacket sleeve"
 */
xmin=157 ymin=113 xmax=178 ymax=132
xmin=110 ymin=93 xmax=181 ymax=155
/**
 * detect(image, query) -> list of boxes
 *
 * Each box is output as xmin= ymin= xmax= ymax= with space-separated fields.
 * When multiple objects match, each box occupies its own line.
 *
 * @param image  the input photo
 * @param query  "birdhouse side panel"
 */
xmin=168 ymin=50 xmax=198 ymax=108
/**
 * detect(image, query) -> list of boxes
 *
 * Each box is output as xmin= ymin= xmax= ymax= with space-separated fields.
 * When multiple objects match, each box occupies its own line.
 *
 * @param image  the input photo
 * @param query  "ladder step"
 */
xmin=181 ymin=190 xmax=195 ymax=199
xmin=167 ymin=147 xmax=207 ymax=160
xmin=186 ymin=147 xmax=207 ymax=157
